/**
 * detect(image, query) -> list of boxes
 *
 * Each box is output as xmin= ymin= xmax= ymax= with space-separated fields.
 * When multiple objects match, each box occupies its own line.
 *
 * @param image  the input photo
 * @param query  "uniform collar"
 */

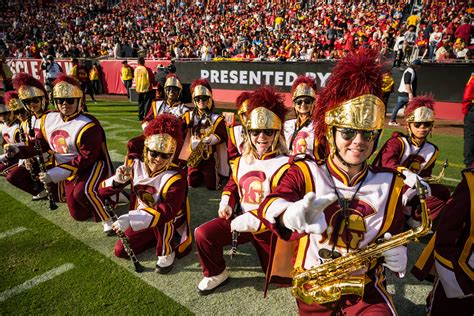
xmin=254 ymin=150 xmax=278 ymax=160
xmin=327 ymin=156 xmax=368 ymax=187
xmin=61 ymin=111 xmax=82 ymax=122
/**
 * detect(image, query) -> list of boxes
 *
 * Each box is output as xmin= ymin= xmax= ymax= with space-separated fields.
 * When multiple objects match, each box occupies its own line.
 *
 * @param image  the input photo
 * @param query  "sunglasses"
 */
xmin=412 ymin=122 xmax=433 ymax=128
xmin=166 ymin=86 xmax=180 ymax=93
xmin=147 ymin=149 xmax=172 ymax=160
xmin=55 ymin=98 xmax=76 ymax=105
xmin=22 ymin=97 xmax=42 ymax=105
xmin=336 ymin=128 xmax=379 ymax=142
xmin=295 ymin=98 xmax=314 ymax=106
xmin=249 ymin=129 xmax=275 ymax=137
xmin=194 ymin=96 xmax=210 ymax=102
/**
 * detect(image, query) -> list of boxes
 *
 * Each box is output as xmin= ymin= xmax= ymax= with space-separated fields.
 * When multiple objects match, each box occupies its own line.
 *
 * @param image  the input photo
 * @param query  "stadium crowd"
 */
xmin=0 ymin=0 xmax=472 ymax=61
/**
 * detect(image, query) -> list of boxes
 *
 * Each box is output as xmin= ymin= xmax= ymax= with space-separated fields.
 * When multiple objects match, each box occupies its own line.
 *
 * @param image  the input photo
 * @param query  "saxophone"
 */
xmin=291 ymin=179 xmax=432 ymax=305
xmin=187 ymin=126 xmax=213 ymax=168
xmin=424 ymin=159 xmax=449 ymax=184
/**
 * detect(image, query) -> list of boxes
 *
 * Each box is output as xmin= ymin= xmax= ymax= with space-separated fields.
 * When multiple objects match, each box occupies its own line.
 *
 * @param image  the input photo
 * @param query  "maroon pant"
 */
xmin=428 ymin=279 xmax=474 ymax=316
xmin=195 ymin=216 xmax=271 ymax=277
xmin=114 ymin=227 xmax=156 ymax=258
xmin=188 ymin=154 xmax=218 ymax=190
xmin=297 ymin=298 xmax=392 ymax=316
xmin=6 ymin=164 xmax=46 ymax=196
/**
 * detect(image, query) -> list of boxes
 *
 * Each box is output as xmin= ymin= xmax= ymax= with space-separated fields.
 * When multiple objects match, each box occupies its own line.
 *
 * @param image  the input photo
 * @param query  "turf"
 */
xmin=0 ymin=98 xmax=466 ymax=315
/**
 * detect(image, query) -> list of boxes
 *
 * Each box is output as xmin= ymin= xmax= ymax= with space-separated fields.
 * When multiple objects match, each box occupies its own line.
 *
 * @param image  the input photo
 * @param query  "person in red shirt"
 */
xmin=463 ymin=73 xmax=474 ymax=167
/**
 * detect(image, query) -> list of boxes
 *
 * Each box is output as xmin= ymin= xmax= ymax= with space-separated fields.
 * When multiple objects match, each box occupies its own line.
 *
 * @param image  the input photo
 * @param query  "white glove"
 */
xmin=38 ymin=171 xmax=53 ymax=184
xmin=402 ymin=170 xmax=431 ymax=195
xmin=191 ymin=136 xmax=200 ymax=150
xmin=5 ymin=144 xmax=19 ymax=158
xmin=112 ymin=214 xmax=131 ymax=232
xmin=230 ymin=212 xmax=261 ymax=233
xmin=282 ymin=192 xmax=337 ymax=234
xmin=0 ymin=154 xmax=6 ymax=162
xmin=113 ymin=165 xmax=131 ymax=184
xmin=203 ymin=134 xmax=219 ymax=145
xmin=218 ymin=205 xmax=232 ymax=220
xmin=381 ymin=233 xmax=407 ymax=277
xmin=402 ymin=187 xmax=417 ymax=206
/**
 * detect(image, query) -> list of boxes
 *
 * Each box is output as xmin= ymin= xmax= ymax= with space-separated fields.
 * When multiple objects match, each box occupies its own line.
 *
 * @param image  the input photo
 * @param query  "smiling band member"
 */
xmin=373 ymin=96 xmax=450 ymax=228
xmin=99 ymin=114 xmax=192 ymax=274
xmin=6 ymin=75 xmax=115 ymax=233
xmin=284 ymin=75 xmax=320 ymax=160
xmin=256 ymin=50 xmax=407 ymax=315
xmin=0 ymin=93 xmax=21 ymax=175
xmin=194 ymin=87 xmax=289 ymax=295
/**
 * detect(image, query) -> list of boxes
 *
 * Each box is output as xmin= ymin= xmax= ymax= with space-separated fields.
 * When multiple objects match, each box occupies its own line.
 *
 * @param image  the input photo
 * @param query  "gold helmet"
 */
xmin=164 ymin=74 xmax=183 ymax=91
xmin=314 ymin=49 xmax=384 ymax=162
xmin=13 ymin=73 xmax=48 ymax=112
xmin=191 ymin=79 xmax=213 ymax=110
xmin=52 ymin=76 xmax=83 ymax=99
xmin=143 ymin=113 xmax=183 ymax=168
xmin=405 ymin=95 xmax=435 ymax=123
xmin=245 ymin=87 xmax=288 ymax=154
xmin=291 ymin=76 xmax=317 ymax=101
xmin=4 ymin=91 xmax=25 ymax=111
xmin=235 ymin=91 xmax=252 ymax=126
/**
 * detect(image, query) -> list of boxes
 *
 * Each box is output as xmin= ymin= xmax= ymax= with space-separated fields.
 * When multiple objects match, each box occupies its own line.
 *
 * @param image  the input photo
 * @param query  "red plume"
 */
xmin=235 ymin=91 xmax=252 ymax=110
xmin=13 ymin=73 xmax=47 ymax=96
xmin=190 ymin=78 xmax=212 ymax=94
xmin=53 ymin=74 xmax=81 ymax=88
xmin=4 ymin=91 xmax=19 ymax=107
xmin=144 ymin=113 xmax=184 ymax=150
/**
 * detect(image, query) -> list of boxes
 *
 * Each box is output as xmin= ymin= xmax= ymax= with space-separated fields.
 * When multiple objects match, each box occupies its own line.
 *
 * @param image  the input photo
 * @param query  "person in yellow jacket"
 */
xmin=134 ymin=57 xmax=155 ymax=121
xmin=121 ymin=60 xmax=134 ymax=98
xmin=89 ymin=63 xmax=100 ymax=95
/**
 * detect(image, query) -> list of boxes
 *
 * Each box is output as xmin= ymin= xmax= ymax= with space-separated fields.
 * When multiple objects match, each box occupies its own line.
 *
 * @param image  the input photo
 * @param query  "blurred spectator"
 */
xmin=134 ymin=56 xmax=155 ymax=121
xmin=89 ymin=63 xmax=100 ymax=95
xmin=454 ymin=16 xmax=472 ymax=47
xmin=121 ymin=60 xmax=133 ymax=99
xmin=463 ymin=73 xmax=474 ymax=167
xmin=0 ymin=55 xmax=14 ymax=92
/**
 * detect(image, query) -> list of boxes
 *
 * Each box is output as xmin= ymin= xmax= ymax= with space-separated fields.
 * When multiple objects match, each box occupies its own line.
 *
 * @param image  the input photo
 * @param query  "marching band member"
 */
xmin=6 ymin=73 xmax=50 ymax=199
xmin=195 ymin=87 xmax=289 ymax=295
xmin=99 ymin=114 xmax=192 ymax=274
xmin=373 ymin=96 xmax=450 ymax=227
xmin=6 ymin=75 xmax=115 ymax=233
xmin=227 ymin=91 xmax=251 ymax=162
xmin=0 ymin=94 xmax=20 ymax=175
xmin=184 ymin=79 xmax=228 ymax=190
xmin=257 ymin=50 xmax=407 ymax=315
xmin=284 ymin=75 xmax=319 ymax=159
xmin=412 ymin=168 xmax=474 ymax=315
xmin=143 ymin=74 xmax=190 ymax=127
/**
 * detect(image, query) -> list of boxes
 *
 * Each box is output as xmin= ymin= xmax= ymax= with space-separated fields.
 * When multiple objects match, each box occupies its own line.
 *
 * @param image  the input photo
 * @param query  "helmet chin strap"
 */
xmin=334 ymin=149 xmax=364 ymax=168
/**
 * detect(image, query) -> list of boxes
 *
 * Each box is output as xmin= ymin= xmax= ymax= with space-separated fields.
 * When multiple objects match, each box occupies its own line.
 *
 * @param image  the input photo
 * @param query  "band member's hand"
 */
xmin=203 ymin=134 xmax=218 ymax=145
xmin=191 ymin=136 xmax=200 ymax=150
xmin=381 ymin=233 xmax=407 ymax=277
xmin=24 ymin=159 xmax=34 ymax=171
xmin=113 ymin=165 xmax=131 ymax=184
xmin=0 ymin=154 xmax=7 ymax=162
xmin=112 ymin=214 xmax=130 ymax=232
xmin=230 ymin=212 xmax=260 ymax=233
xmin=218 ymin=205 xmax=232 ymax=219
xmin=4 ymin=144 xmax=19 ymax=158
xmin=38 ymin=171 xmax=53 ymax=184
xmin=282 ymin=192 xmax=336 ymax=234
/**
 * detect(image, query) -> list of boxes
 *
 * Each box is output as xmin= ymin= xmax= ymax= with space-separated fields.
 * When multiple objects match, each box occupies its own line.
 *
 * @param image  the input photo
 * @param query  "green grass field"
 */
xmin=0 ymin=99 xmax=465 ymax=315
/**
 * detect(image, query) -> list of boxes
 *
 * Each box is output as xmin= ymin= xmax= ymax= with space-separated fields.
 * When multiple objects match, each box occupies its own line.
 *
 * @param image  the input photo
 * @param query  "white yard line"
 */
xmin=0 ymin=227 xmax=27 ymax=239
xmin=0 ymin=263 xmax=75 ymax=302
xmin=443 ymin=177 xmax=461 ymax=183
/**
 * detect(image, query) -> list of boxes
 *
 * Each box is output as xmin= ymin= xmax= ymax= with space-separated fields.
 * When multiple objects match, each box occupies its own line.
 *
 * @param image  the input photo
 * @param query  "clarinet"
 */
xmin=30 ymin=127 xmax=58 ymax=211
xmin=19 ymin=124 xmax=40 ymax=192
xmin=105 ymin=201 xmax=144 ymax=273
xmin=230 ymin=230 xmax=239 ymax=260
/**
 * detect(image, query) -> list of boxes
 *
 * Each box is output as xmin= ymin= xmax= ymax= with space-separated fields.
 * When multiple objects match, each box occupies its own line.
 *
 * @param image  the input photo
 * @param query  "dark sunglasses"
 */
xmin=194 ymin=96 xmax=210 ymax=102
xmin=295 ymin=98 xmax=314 ymax=106
xmin=412 ymin=122 xmax=433 ymax=128
xmin=22 ymin=97 xmax=42 ymax=105
xmin=147 ymin=148 xmax=172 ymax=160
xmin=166 ymin=86 xmax=181 ymax=92
xmin=55 ymin=98 xmax=76 ymax=105
xmin=336 ymin=128 xmax=379 ymax=142
xmin=249 ymin=129 xmax=275 ymax=137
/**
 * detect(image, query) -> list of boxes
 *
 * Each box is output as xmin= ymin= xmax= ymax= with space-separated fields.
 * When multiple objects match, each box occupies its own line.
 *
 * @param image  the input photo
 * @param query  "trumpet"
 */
xmin=291 ymin=179 xmax=431 ymax=305
xmin=424 ymin=159 xmax=449 ymax=184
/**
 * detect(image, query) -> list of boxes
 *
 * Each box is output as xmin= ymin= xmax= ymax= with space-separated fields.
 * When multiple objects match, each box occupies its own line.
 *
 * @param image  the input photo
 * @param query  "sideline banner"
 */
xmin=5 ymin=58 xmax=74 ymax=82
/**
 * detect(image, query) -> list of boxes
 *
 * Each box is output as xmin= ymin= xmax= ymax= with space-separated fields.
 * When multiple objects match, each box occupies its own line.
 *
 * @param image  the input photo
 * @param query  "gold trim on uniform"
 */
xmin=18 ymin=86 xmax=45 ymax=100
xmin=247 ymin=107 xmax=282 ymax=131
xmin=164 ymin=77 xmax=183 ymax=90
xmin=292 ymin=83 xmax=316 ymax=101
xmin=406 ymin=106 xmax=435 ymax=123
xmin=144 ymin=133 xmax=177 ymax=154
xmin=53 ymin=81 xmax=83 ymax=99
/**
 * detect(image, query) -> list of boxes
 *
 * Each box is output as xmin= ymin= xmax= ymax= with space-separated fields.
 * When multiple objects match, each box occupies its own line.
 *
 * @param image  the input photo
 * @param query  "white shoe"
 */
xmin=32 ymin=190 xmax=48 ymax=201
xmin=103 ymin=218 xmax=114 ymax=236
xmin=388 ymin=121 xmax=399 ymax=126
xmin=155 ymin=252 xmax=175 ymax=274
xmin=197 ymin=269 xmax=230 ymax=295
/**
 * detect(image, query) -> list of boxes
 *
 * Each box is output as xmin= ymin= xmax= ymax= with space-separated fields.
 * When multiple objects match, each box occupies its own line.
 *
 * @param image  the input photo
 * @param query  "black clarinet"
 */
xmin=105 ymin=201 xmax=144 ymax=273
xmin=230 ymin=230 xmax=239 ymax=260
xmin=30 ymin=126 xmax=58 ymax=211
xmin=19 ymin=124 xmax=40 ymax=192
